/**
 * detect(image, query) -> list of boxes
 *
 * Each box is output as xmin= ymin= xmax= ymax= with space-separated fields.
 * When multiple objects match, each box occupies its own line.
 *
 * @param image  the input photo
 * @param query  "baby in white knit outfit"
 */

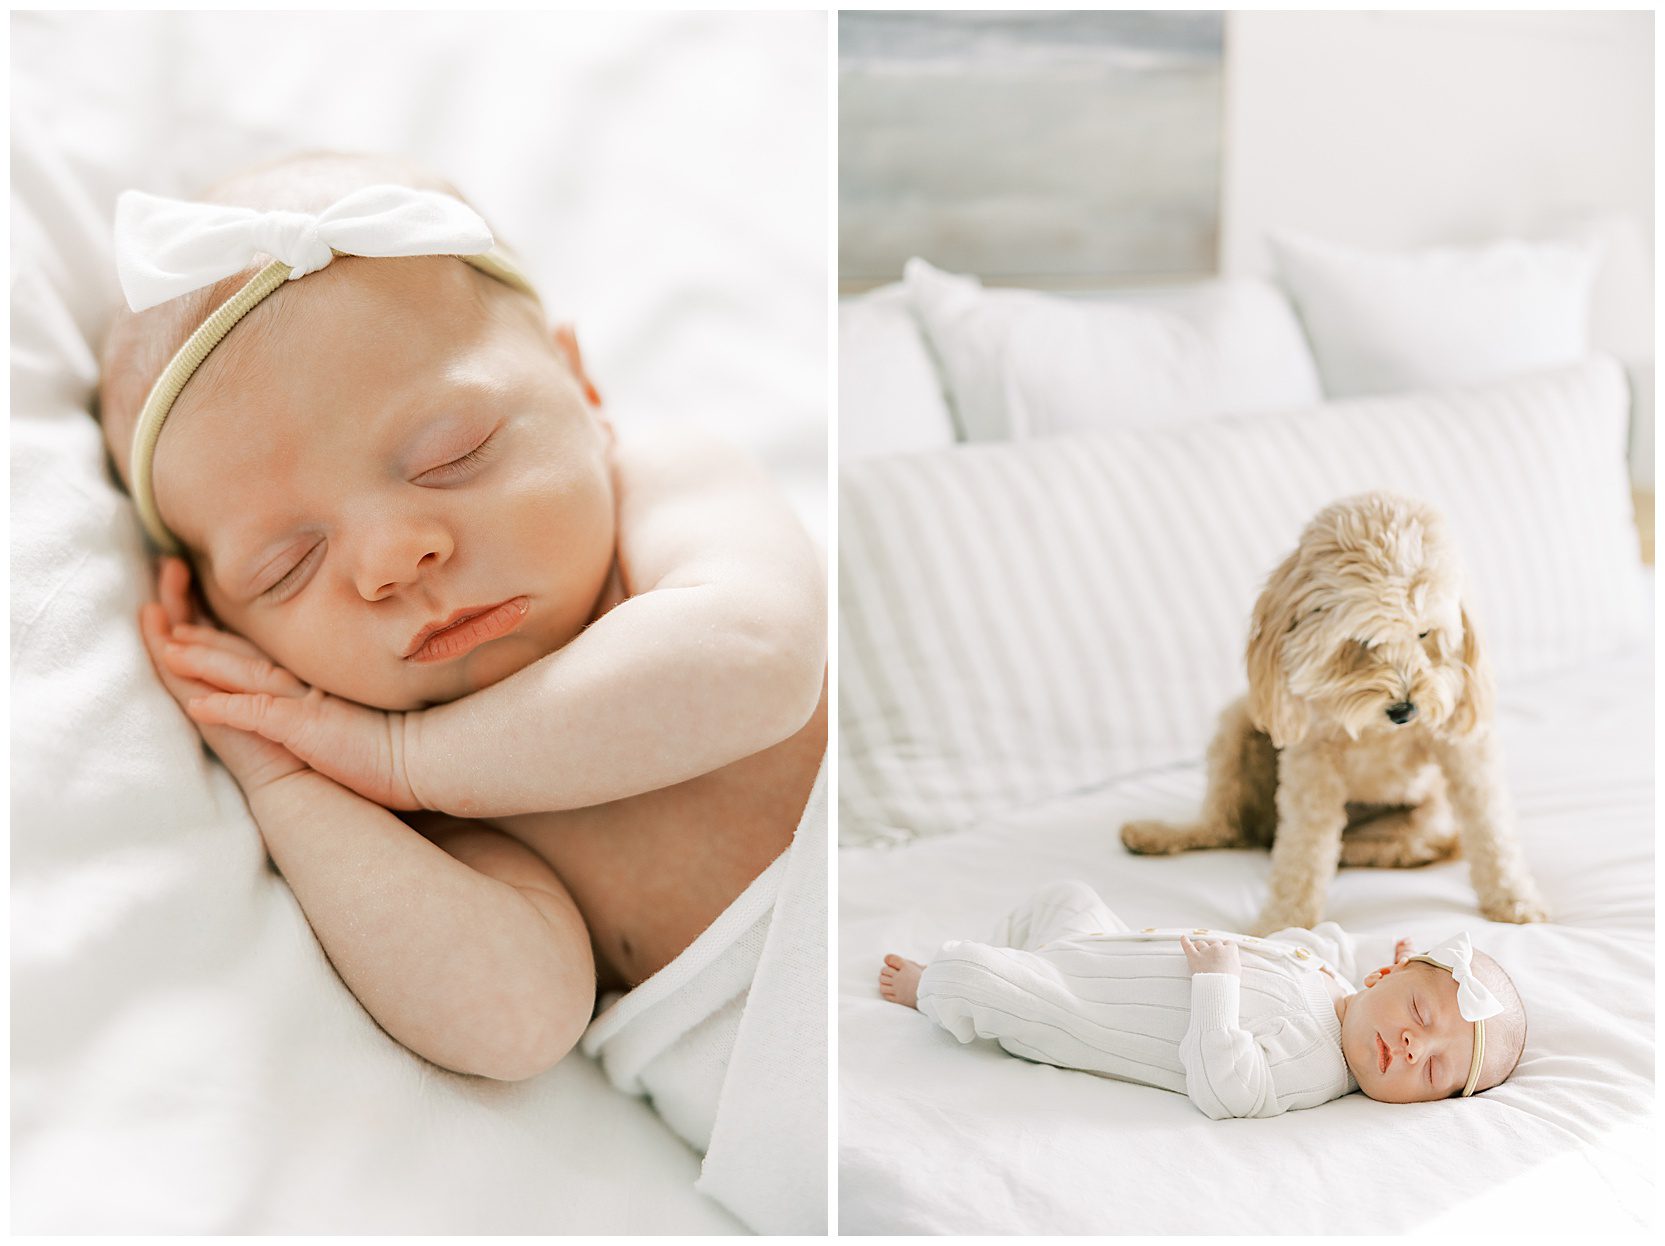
xmin=879 ymin=880 xmax=1526 ymax=1118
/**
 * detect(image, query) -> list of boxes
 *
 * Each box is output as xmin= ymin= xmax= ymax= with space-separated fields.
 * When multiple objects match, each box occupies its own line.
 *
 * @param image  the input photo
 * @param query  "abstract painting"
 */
xmin=839 ymin=10 xmax=1225 ymax=289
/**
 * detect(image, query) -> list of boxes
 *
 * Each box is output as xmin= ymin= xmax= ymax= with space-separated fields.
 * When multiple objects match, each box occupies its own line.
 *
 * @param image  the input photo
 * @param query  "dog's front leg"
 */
xmin=1254 ymin=744 xmax=1349 ymax=935
xmin=1431 ymin=732 xmax=1549 ymax=923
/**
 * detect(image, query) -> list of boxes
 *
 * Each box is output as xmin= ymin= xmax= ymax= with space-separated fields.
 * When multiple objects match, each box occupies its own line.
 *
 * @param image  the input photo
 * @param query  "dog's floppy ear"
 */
xmin=1246 ymin=547 xmax=1310 ymax=748
xmin=1448 ymin=602 xmax=1495 ymax=736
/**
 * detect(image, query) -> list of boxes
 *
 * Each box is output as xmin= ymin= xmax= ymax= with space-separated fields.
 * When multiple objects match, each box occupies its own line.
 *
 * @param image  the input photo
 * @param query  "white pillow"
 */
xmin=837 ymin=284 xmax=957 ymax=460
xmin=838 ymin=357 xmax=1645 ymax=846
xmin=1268 ymin=229 xmax=1604 ymax=399
xmin=902 ymin=257 xmax=1323 ymax=442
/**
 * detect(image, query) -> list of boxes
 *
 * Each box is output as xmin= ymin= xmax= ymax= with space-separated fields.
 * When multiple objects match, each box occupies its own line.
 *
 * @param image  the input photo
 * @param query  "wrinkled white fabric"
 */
xmin=114 ymin=184 xmax=495 ymax=311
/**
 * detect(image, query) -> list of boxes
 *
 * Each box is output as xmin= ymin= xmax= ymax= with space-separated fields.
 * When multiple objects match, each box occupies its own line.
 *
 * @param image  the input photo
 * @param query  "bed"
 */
xmin=835 ymin=261 xmax=1655 ymax=1234
xmin=11 ymin=11 xmax=825 ymax=1235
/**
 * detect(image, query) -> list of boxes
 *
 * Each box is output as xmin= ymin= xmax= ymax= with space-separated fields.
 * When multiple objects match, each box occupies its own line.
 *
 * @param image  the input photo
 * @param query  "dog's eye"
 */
xmin=1418 ymin=631 xmax=1430 ymax=640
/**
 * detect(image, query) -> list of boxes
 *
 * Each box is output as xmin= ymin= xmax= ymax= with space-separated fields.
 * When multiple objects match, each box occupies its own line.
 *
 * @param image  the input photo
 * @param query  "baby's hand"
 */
xmin=1180 ymin=934 xmax=1241 ymax=976
xmin=142 ymin=557 xmax=309 ymax=800
xmin=1362 ymin=936 xmax=1417 ymax=987
xmin=154 ymin=560 xmax=421 ymax=810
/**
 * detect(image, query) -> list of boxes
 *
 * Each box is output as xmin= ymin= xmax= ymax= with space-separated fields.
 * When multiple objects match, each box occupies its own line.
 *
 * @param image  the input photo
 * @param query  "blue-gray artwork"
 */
xmin=839 ymin=10 xmax=1224 ymax=288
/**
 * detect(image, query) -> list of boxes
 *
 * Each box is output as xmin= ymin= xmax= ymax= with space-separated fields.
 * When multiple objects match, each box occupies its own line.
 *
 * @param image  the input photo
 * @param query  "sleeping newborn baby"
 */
xmin=97 ymin=152 xmax=825 ymax=1133
xmin=879 ymin=881 xmax=1525 ymax=1118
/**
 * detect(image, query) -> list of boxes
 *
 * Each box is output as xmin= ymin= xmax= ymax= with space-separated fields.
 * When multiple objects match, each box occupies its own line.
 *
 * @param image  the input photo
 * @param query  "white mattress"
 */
xmin=11 ymin=11 xmax=823 ymax=1235
xmin=838 ymin=640 xmax=1656 ymax=1234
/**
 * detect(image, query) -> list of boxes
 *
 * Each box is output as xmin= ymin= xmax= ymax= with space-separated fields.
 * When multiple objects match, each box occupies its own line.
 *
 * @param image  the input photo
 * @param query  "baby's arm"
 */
xmin=145 ymin=564 xmax=593 ymax=1079
xmin=249 ymin=771 xmax=595 ymax=1080
xmin=181 ymin=431 xmax=824 ymax=817
xmin=1177 ymin=936 xmax=1280 ymax=1120
xmin=403 ymin=430 xmax=826 ymax=815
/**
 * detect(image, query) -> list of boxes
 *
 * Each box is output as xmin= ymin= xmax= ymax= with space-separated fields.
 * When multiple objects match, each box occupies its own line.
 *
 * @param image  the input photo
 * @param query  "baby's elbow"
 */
xmin=470 ymin=1045 xmax=568 ymax=1084
xmin=434 ymin=966 xmax=593 ymax=1083
xmin=1186 ymin=1081 xmax=1252 ymax=1121
xmin=735 ymin=598 xmax=826 ymax=743
xmin=456 ymin=1004 xmax=588 ymax=1083
xmin=1192 ymin=1098 xmax=1233 ymax=1122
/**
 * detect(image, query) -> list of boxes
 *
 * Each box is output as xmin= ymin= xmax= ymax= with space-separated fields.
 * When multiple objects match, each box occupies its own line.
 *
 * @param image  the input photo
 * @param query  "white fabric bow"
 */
xmin=114 ymin=184 xmax=496 ymax=312
xmin=1416 ymin=932 xmax=1503 ymax=1022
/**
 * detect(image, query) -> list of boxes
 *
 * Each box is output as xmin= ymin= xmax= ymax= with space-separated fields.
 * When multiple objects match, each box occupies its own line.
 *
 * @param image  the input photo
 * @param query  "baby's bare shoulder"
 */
xmin=609 ymin=425 xmax=819 ymax=606
xmin=613 ymin=427 xmax=805 ymax=562
xmin=611 ymin=425 xmax=771 ymax=501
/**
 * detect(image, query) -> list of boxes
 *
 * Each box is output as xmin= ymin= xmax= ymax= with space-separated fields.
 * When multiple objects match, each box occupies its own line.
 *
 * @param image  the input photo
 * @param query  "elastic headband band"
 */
xmin=114 ymin=184 xmax=541 ymax=554
xmin=1463 ymin=1018 xmax=1486 ymax=1098
xmin=128 ymin=249 xmax=537 ymax=554
xmin=1407 ymin=953 xmax=1487 ymax=1097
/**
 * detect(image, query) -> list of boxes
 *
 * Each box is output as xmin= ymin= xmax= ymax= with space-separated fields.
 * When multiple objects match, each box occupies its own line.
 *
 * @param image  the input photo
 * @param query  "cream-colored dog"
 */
xmin=1122 ymin=492 xmax=1548 ymax=933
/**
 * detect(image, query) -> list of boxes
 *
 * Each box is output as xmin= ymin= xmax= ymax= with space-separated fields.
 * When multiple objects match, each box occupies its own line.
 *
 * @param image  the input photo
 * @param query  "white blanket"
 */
xmin=581 ymin=762 xmax=827 ymax=1234
xmin=11 ymin=11 xmax=825 ymax=1234
xmin=839 ymin=641 xmax=1655 ymax=1234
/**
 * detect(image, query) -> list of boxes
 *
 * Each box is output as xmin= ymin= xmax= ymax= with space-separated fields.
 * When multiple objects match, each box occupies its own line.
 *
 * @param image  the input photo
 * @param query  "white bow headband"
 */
xmin=1407 ymin=932 xmax=1503 ymax=1097
xmin=113 ymin=183 xmax=541 ymax=554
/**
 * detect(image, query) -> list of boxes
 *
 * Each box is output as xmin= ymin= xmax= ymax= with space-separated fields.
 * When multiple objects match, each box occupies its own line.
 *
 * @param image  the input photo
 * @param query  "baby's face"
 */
xmin=153 ymin=257 xmax=616 ymax=711
xmin=1339 ymin=961 xmax=1475 ymax=1102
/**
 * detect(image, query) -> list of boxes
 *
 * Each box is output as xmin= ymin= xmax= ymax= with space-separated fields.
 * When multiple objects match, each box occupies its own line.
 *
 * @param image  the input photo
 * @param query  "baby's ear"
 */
xmin=551 ymin=323 xmax=603 ymax=409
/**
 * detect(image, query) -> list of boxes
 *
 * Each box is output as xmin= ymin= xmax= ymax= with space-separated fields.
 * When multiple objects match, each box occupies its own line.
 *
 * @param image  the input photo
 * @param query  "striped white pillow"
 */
xmin=838 ymin=356 xmax=1647 ymax=846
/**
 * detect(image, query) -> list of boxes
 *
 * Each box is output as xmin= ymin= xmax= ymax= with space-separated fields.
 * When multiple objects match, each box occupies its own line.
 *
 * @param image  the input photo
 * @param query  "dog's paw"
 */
xmin=1480 ymin=888 xmax=1550 ymax=924
xmin=1121 ymin=820 xmax=1185 ymax=855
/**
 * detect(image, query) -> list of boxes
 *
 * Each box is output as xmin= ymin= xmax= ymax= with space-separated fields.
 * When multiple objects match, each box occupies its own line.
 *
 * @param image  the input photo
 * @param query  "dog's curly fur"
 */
xmin=1121 ymin=492 xmax=1548 ymax=933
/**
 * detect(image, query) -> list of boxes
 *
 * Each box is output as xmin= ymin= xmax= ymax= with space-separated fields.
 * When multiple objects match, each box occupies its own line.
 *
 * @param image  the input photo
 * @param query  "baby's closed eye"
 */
xmin=261 ymin=543 xmax=324 ymax=602
xmin=415 ymin=428 xmax=500 ymax=484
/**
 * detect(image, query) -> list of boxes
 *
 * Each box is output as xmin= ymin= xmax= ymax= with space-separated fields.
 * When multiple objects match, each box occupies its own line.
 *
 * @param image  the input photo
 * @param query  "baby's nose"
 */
xmin=359 ymin=537 xmax=450 ymax=600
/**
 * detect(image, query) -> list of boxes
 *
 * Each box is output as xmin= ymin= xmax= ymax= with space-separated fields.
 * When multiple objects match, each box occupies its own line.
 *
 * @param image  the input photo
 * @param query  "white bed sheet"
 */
xmin=838 ymin=641 xmax=1655 ymax=1234
xmin=10 ymin=10 xmax=824 ymax=1235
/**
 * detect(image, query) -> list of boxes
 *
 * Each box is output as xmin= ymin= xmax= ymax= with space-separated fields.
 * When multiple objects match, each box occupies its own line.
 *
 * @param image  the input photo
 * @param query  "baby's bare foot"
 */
xmin=879 ymin=953 xmax=924 ymax=1009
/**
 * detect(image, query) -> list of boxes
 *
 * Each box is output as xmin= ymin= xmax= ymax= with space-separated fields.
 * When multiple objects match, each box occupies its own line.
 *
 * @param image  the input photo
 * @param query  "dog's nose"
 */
xmin=1386 ymin=701 xmax=1417 ymax=724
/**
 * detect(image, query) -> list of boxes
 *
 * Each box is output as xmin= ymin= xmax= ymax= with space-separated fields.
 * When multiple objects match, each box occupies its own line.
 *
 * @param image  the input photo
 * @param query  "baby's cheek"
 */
xmin=255 ymin=620 xmax=377 ymax=704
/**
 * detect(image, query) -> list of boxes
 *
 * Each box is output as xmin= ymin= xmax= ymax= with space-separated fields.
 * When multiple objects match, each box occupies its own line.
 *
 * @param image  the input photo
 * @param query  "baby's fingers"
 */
xmin=158 ymin=556 xmax=199 ymax=629
xmin=187 ymin=690 xmax=316 ymax=745
xmin=169 ymin=622 xmax=250 ymax=650
xmin=163 ymin=641 xmax=309 ymax=697
xmin=169 ymin=622 xmax=298 ymax=671
xmin=141 ymin=602 xmax=183 ymax=677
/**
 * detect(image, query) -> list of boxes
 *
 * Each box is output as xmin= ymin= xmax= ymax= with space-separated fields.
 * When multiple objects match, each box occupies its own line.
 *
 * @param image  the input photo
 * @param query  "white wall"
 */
xmin=1220 ymin=10 xmax=1655 ymax=484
